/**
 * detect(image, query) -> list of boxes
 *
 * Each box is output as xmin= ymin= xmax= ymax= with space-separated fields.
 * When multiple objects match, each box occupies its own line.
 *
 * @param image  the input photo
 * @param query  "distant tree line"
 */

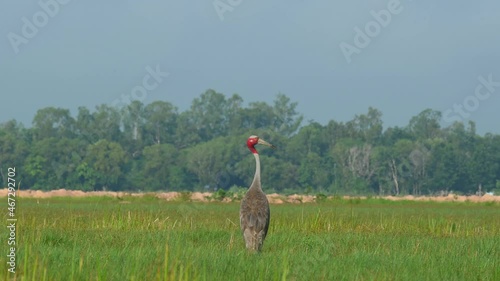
xmin=1 ymin=89 xmax=499 ymax=195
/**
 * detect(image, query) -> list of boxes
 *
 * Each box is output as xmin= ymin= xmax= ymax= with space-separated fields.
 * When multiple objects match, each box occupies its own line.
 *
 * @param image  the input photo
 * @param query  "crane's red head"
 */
xmin=247 ymin=135 xmax=276 ymax=154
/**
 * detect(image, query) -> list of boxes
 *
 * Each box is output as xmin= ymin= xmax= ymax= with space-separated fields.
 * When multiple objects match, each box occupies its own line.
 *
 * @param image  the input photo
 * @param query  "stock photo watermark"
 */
xmin=339 ymin=0 xmax=406 ymax=64
xmin=213 ymin=0 xmax=243 ymax=21
xmin=6 ymin=167 xmax=17 ymax=274
xmin=7 ymin=0 xmax=72 ymax=55
xmin=443 ymin=73 xmax=500 ymax=123
xmin=111 ymin=64 xmax=170 ymax=108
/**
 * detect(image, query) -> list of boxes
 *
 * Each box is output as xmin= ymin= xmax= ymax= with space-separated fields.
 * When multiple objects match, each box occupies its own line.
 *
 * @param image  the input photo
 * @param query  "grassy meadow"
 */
xmin=1 ymin=195 xmax=499 ymax=281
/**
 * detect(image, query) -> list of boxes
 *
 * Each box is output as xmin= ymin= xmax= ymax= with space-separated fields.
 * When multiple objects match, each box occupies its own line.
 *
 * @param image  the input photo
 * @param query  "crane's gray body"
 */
xmin=240 ymin=152 xmax=270 ymax=252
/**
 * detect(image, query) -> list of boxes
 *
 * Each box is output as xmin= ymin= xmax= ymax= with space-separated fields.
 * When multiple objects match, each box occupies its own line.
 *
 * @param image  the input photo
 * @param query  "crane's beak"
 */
xmin=258 ymin=138 xmax=276 ymax=149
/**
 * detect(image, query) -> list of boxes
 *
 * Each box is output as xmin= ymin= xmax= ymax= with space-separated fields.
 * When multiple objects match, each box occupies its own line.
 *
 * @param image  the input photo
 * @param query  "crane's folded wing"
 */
xmin=240 ymin=206 xmax=270 ymax=236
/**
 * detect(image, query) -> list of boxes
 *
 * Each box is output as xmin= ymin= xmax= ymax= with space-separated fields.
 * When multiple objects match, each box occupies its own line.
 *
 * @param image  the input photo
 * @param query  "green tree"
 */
xmin=372 ymin=146 xmax=393 ymax=195
xmin=272 ymin=94 xmax=304 ymax=136
xmin=226 ymin=94 xmax=245 ymax=134
xmin=24 ymin=137 xmax=85 ymax=190
xmin=469 ymin=134 xmax=500 ymax=192
xmin=331 ymin=138 xmax=370 ymax=194
xmin=324 ymin=120 xmax=351 ymax=149
xmin=347 ymin=107 xmax=383 ymax=144
xmin=6 ymin=91 xmax=500 ymax=195
xmin=241 ymin=102 xmax=275 ymax=131
xmin=297 ymin=152 xmax=331 ymax=192
xmin=121 ymin=100 xmax=147 ymax=144
xmin=186 ymin=137 xmax=233 ymax=190
xmin=32 ymin=107 xmax=75 ymax=140
xmin=143 ymin=101 xmax=178 ymax=145
xmin=24 ymin=155 xmax=49 ymax=190
xmin=260 ymin=155 xmax=298 ymax=193
xmin=407 ymin=142 xmax=431 ymax=195
xmin=0 ymin=120 xmax=29 ymax=184
xmin=381 ymin=126 xmax=412 ymax=146
xmin=190 ymin=89 xmax=230 ymax=140
xmin=75 ymin=162 xmax=97 ymax=191
xmin=427 ymin=140 xmax=459 ymax=193
xmin=407 ymin=109 xmax=442 ymax=140
xmin=234 ymin=154 xmax=298 ymax=193
xmin=91 ymin=105 xmax=122 ymax=142
xmin=85 ymin=140 xmax=127 ymax=190
xmin=392 ymin=139 xmax=413 ymax=195
xmin=286 ymin=122 xmax=328 ymax=165
xmin=76 ymin=106 xmax=99 ymax=144
xmin=142 ymin=144 xmax=180 ymax=191
xmin=174 ymin=111 xmax=202 ymax=149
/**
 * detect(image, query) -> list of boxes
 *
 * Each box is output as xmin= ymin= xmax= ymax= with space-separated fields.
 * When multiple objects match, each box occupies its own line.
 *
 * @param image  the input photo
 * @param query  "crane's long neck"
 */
xmin=250 ymin=153 xmax=262 ymax=191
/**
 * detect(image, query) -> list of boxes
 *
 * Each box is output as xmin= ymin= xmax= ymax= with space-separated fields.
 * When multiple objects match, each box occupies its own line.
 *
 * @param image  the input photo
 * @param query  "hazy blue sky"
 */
xmin=1 ymin=0 xmax=500 ymax=134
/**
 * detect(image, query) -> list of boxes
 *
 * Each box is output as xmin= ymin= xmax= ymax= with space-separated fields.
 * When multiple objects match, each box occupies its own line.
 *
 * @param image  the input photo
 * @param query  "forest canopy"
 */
xmin=1 ymin=89 xmax=499 ymax=195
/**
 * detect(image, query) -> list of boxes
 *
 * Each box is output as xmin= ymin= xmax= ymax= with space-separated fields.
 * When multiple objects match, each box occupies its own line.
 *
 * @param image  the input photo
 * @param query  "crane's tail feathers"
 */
xmin=243 ymin=229 xmax=265 ymax=252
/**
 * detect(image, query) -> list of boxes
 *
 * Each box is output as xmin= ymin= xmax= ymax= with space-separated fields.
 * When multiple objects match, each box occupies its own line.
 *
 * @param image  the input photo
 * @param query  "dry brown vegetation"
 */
xmin=2 ymin=188 xmax=499 ymax=203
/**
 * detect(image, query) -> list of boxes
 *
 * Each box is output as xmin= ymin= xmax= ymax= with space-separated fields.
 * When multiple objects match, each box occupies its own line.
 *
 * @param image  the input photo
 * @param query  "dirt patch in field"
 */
xmin=267 ymin=193 xmax=285 ymax=204
xmin=156 ymin=192 xmax=180 ymax=200
xmin=379 ymin=193 xmax=500 ymax=203
xmin=1 ymin=189 xmax=499 ymax=203
xmin=190 ymin=192 xmax=212 ymax=201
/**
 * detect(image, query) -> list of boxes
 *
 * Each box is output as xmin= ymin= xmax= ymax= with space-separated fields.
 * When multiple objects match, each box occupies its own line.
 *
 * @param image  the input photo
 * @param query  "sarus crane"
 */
xmin=240 ymin=135 xmax=276 ymax=252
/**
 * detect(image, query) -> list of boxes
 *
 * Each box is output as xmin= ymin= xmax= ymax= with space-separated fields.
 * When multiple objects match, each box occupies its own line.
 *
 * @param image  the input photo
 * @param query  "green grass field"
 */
xmin=1 ymin=196 xmax=499 ymax=281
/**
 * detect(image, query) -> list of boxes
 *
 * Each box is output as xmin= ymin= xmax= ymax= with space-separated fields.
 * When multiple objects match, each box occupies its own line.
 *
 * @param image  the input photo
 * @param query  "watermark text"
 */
xmin=213 ymin=0 xmax=243 ymax=21
xmin=6 ymin=167 xmax=17 ymax=274
xmin=111 ymin=64 xmax=169 ymax=108
xmin=7 ymin=0 xmax=72 ymax=54
xmin=339 ymin=0 xmax=405 ymax=64
xmin=443 ymin=74 xmax=500 ymax=123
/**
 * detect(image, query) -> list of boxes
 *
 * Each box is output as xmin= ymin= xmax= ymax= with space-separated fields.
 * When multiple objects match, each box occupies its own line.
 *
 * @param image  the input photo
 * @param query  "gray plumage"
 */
xmin=240 ymin=136 xmax=275 ymax=252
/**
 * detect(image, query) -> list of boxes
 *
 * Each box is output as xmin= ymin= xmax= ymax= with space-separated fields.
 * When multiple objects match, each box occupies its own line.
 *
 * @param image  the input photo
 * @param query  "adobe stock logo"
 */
xmin=213 ymin=0 xmax=242 ymax=21
xmin=7 ymin=0 xmax=72 ymax=55
xmin=443 ymin=74 xmax=500 ymax=123
xmin=339 ymin=0 xmax=405 ymax=64
xmin=111 ymin=65 xmax=170 ymax=108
